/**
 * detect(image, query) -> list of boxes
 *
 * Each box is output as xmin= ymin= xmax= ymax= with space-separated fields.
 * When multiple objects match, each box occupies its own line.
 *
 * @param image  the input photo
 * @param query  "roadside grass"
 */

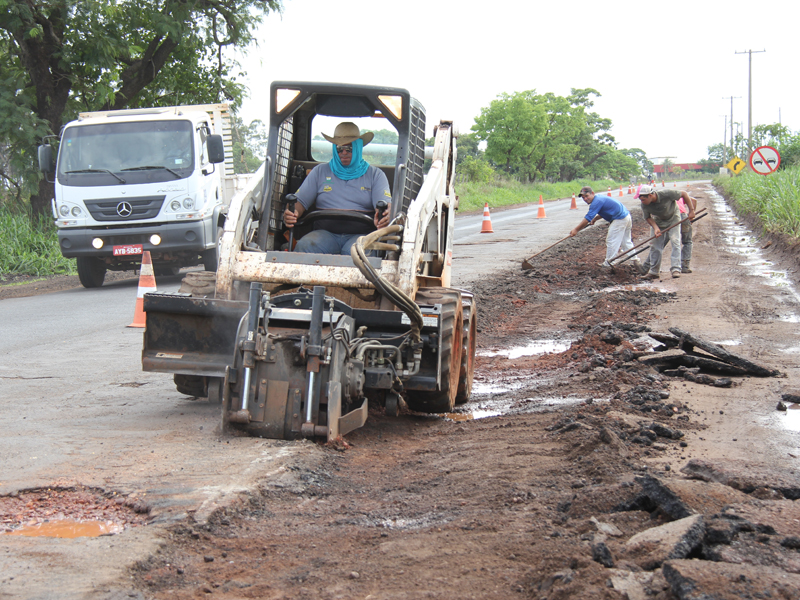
xmin=457 ymin=177 xmax=629 ymax=213
xmin=0 ymin=206 xmax=76 ymax=279
xmin=713 ymin=166 xmax=800 ymax=238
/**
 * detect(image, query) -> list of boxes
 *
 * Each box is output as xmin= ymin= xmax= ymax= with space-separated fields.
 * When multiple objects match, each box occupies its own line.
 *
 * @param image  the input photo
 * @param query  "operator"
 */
xmin=569 ymin=186 xmax=637 ymax=270
xmin=635 ymin=184 xmax=696 ymax=280
xmin=283 ymin=122 xmax=392 ymax=255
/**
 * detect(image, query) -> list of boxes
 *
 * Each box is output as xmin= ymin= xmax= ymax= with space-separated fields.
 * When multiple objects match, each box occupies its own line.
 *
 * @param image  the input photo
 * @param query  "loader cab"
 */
xmin=259 ymin=82 xmax=427 ymax=252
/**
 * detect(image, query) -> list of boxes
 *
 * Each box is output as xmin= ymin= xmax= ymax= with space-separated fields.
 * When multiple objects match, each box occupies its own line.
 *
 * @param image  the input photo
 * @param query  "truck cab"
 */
xmin=39 ymin=105 xmax=235 ymax=287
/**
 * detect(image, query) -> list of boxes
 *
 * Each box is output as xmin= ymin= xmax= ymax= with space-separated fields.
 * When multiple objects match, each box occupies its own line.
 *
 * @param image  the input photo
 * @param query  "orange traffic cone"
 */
xmin=537 ymin=195 xmax=546 ymax=219
xmin=569 ymin=193 xmax=577 ymax=210
xmin=619 ymin=186 xmax=623 ymax=197
xmin=673 ymin=181 xmax=677 ymax=187
xmin=128 ymin=251 xmax=157 ymax=328
xmin=607 ymin=187 xmax=611 ymax=196
xmin=628 ymin=184 xmax=633 ymax=194
xmin=662 ymin=180 xmax=666 ymax=187
xmin=480 ymin=203 xmax=494 ymax=233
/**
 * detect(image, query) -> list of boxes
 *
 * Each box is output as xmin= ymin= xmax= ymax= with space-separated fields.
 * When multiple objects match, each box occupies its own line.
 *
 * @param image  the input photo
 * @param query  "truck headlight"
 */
xmin=71 ymin=206 xmax=82 ymax=217
xmin=59 ymin=205 xmax=69 ymax=217
xmin=91 ymin=238 xmax=104 ymax=249
xmin=150 ymin=234 xmax=162 ymax=246
xmin=182 ymin=197 xmax=194 ymax=210
xmin=171 ymin=200 xmax=181 ymax=211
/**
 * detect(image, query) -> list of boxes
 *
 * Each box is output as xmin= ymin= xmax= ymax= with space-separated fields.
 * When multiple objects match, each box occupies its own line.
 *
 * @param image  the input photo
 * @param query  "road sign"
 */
xmin=749 ymin=146 xmax=781 ymax=175
xmin=725 ymin=156 xmax=746 ymax=175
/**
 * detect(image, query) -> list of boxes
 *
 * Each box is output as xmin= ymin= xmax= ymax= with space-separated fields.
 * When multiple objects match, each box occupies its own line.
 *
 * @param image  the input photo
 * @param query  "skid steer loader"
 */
xmin=141 ymin=82 xmax=477 ymax=441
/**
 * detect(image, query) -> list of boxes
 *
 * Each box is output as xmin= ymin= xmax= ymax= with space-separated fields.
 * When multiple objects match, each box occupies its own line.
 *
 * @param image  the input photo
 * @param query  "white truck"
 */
xmin=38 ymin=104 xmax=252 ymax=287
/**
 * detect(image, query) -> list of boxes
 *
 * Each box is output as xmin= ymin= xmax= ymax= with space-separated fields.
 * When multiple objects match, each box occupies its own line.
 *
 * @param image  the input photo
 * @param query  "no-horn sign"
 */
xmin=749 ymin=146 xmax=781 ymax=175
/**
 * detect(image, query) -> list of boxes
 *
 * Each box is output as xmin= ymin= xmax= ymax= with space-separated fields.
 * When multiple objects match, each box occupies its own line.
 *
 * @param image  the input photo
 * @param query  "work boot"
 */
xmin=671 ymin=270 xmax=681 ymax=279
xmin=643 ymin=272 xmax=659 ymax=280
xmin=682 ymin=264 xmax=692 ymax=273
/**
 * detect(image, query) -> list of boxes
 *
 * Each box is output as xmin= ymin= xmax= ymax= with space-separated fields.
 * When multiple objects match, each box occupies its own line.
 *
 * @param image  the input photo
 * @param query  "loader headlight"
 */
xmin=59 ymin=205 xmax=69 ymax=217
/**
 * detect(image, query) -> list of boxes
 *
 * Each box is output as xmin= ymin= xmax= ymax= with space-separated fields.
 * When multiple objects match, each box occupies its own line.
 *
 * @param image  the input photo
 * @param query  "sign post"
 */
xmin=749 ymin=146 xmax=781 ymax=175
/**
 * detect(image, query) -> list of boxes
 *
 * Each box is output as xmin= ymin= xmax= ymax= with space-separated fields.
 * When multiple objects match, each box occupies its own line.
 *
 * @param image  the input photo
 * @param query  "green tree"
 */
xmin=457 ymin=155 xmax=494 ymax=183
xmin=231 ymin=117 xmax=268 ymax=175
xmin=0 ymin=0 xmax=281 ymax=215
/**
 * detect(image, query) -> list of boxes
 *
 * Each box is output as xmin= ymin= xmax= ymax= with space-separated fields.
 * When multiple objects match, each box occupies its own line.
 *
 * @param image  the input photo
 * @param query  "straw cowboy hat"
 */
xmin=322 ymin=122 xmax=374 ymax=146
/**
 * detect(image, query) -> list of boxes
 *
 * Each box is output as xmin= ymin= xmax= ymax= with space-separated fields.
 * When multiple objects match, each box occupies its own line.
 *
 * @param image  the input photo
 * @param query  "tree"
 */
xmin=231 ymin=117 xmax=268 ymax=175
xmin=0 ymin=0 xmax=281 ymax=215
xmin=471 ymin=88 xmax=637 ymax=183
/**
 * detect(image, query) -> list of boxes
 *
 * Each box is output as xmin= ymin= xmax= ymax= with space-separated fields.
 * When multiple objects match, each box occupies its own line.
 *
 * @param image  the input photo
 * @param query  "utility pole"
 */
xmin=721 ymin=115 xmax=727 ymax=164
xmin=735 ymin=49 xmax=765 ymax=151
xmin=723 ymin=96 xmax=740 ymax=158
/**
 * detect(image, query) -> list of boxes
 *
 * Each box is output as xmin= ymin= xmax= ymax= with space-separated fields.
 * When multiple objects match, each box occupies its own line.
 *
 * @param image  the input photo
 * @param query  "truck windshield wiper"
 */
xmin=64 ymin=169 xmax=126 ymax=184
xmin=122 ymin=165 xmax=182 ymax=179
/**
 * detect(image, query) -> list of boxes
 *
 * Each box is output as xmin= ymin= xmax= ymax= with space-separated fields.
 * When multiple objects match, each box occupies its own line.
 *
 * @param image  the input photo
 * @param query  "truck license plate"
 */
xmin=113 ymin=244 xmax=143 ymax=256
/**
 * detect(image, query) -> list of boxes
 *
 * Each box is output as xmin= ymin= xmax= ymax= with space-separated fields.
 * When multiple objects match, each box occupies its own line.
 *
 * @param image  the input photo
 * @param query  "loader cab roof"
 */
xmin=268 ymin=82 xmax=424 ymax=166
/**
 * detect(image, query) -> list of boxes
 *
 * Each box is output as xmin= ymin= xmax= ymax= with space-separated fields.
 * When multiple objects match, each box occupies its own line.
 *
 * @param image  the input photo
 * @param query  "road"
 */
xmin=0 ymin=183 xmax=690 ymax=598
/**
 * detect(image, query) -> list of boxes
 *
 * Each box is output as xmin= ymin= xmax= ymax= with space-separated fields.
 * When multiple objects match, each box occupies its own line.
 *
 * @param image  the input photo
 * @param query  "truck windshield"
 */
xmin=57 ymin=120 xmax=194 ymax=184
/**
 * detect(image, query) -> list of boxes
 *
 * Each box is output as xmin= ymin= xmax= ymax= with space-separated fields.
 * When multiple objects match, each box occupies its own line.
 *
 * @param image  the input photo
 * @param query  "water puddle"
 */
xmin=3 ymin=519 xmax=122 ymax=538
xmin=764 ymin=403 xmax=800 ymax=434
xmin=600 ymin=284 xmax=669 ymax=293
xmin=709 ymin=188 xmax=800 ymax=301
xmin=480 ymin=339 xmax=571 ymax=359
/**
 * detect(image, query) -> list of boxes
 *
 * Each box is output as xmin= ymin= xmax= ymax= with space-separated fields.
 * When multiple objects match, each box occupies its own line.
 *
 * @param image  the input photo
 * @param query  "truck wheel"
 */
xmin=203 ymin=225 xmax=224 ymax=272
xmin=76 ymin=257 xmax=106 ymax=288
xmin=174 ymin=373 xmax=207 ymax=398
xmin=178 ymin=271 xmax=217 ymax=297
xmin=405 ymin=288 xmax=463 ymax=413
xmin=455 ymin=295 xmax=477 ymax=405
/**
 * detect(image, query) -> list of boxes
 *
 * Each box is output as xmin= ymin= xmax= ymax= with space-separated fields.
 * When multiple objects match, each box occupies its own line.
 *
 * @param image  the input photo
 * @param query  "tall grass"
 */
xmin=457 ymin=177 xmax=632 ymax=213
xmin=0 ymin=206 xmax=76 ymax=278
xmin=713 ymin=166 xmax=800 ymax=238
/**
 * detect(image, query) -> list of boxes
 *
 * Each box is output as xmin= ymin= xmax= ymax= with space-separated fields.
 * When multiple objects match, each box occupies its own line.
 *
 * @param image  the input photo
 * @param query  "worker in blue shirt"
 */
xmin=569 ymin=186 xmax=637 ymax=269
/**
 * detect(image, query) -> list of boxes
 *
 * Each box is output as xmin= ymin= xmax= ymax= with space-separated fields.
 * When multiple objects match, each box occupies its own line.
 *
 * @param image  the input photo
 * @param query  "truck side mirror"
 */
xmin=207 ymin=135 xmax=225 ymax=164
xmin=38 ymin=145 xmax=55 ymax=173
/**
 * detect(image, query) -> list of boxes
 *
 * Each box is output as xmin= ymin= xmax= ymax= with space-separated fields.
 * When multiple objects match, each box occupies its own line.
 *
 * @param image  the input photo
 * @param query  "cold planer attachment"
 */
xmin=142 ymin=284 xmax=451 ymax=441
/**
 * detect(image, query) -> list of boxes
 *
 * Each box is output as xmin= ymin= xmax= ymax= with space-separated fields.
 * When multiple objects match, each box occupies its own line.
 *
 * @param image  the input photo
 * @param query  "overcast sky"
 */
xmin=235 ymin=0 xmax=795 ymax=164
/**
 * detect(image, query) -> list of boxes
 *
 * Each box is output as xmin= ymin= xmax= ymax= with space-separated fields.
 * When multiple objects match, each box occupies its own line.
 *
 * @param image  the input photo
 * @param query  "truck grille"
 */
xmin=84 ymin=196 xmax=166 ymax=221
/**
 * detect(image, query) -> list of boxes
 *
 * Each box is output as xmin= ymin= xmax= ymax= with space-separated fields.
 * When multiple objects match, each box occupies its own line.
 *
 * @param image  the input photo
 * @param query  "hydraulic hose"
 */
xmin=350 ymin=224 xmax=423 ymax=343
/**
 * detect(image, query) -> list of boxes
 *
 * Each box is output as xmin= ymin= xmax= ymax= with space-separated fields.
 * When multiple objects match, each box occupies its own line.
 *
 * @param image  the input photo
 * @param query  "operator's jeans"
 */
xmin=605 ymin=214 xmax=634 ymax=263
xmin=294 ymin=230 xmax=366 ymax=256
xmin=645 ymin=225 xmax=682 ymax=274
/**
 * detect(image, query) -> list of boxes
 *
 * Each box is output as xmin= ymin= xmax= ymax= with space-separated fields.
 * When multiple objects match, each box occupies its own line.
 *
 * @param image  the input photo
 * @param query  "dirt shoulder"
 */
xmin=119 ymin=183 xmax=800 ymax=600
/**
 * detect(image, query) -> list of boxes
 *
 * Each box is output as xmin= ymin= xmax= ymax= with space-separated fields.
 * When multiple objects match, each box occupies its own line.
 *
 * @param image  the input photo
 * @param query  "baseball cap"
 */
xmin=635 ymin=184 xmax=654 ymax=199
xmin=578 ymin=186 xmax=593 ymax=197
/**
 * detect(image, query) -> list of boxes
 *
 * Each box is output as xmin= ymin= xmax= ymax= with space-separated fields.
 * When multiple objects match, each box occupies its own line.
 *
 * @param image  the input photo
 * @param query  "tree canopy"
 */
xmin=471 ymin=88 xmax=640 ymax=183
xmin=0 ymin=0 xmax=281 ymax=213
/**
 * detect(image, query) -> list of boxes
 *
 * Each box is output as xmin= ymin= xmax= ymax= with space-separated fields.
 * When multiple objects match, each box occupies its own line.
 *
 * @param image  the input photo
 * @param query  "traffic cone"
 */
xmin=628 ymin=184 xmax=633 ymax=194
xmin=128 ymin=251 xmax=157 ymax=328
xmin=619 ymin=186 xmax=623 ymax=197
xmin=673 ymin=181 xmax=677 ymax=187
xmin=570 ymin=193 xmax=577 ymax=209
xmin=607 ymin=187 xmax=611 ymax=196
xmin=537 ymin=195 xmax=546 ymax=219
xmin=480 ymin=203 xmax=494 ymax=233
xmin=662 ymin=180 xmax=665 ymax=187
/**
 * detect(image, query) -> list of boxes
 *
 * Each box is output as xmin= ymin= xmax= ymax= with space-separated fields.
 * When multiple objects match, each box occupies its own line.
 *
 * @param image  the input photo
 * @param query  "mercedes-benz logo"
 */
xmin=116 ymin=202 xmax=133 ymax=217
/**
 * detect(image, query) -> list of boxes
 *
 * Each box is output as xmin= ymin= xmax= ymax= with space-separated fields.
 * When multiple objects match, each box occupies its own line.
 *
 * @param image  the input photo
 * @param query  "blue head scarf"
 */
xmin=329 ymin=138 xmax=370 ymax=180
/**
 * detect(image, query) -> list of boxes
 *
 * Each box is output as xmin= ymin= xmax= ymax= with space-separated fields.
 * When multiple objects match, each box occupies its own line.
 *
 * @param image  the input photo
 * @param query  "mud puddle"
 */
xmin=4 ymin=519 xmax=123 ymax=538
